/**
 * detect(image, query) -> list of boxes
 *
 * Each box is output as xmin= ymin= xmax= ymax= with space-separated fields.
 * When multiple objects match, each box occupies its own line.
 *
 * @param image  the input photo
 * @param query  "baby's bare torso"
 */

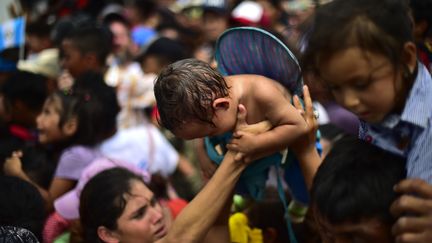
xmin=226 ymin=74 xmax=292 ymax=124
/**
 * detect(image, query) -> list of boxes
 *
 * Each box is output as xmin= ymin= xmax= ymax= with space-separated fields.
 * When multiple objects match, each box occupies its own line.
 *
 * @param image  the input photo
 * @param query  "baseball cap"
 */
xmin=231 ymin=1 xmax=264 ymax=26
xmin=18 ymin=48 xmax=60 ymax=79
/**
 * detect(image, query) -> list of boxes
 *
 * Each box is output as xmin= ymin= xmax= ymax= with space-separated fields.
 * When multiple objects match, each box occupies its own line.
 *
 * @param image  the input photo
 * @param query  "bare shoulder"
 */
xmin=227 ymin=74 xmax=286 ymax=91
xmin=226 ymin=74 xmax=291 ymax=103
xmin=251 ymin=75 xmax=291 ymax=100
xmin=227 ymin=74 xmax=276 ymax=84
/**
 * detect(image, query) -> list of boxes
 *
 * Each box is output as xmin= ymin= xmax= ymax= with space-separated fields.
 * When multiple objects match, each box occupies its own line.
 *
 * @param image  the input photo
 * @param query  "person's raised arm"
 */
xmin=160 ymin=105 xmax=249 ymax=243
xmin=228 ymin=76 xmax=308 ymax=162
xmin=291 ymin=85 xmax=322 ymax=190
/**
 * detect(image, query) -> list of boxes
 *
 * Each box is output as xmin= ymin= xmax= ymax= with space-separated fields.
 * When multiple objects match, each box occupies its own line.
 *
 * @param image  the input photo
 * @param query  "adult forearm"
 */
xmin=294 ymin=147 xmax=321 ymax=190
xmin=162 ymin=151 xmax=245 ymax=243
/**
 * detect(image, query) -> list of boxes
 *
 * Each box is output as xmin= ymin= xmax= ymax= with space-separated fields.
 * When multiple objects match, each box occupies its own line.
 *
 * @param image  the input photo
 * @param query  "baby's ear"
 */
xmin=62 ymin=117 xmax=77 ymax=136
xmin=212 ymin=97 xmax=230 ymax=110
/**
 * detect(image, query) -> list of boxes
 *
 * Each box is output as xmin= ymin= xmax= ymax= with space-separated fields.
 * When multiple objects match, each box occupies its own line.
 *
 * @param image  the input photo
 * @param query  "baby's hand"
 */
xmin=3 ymin=150 xmax=24 ymax=176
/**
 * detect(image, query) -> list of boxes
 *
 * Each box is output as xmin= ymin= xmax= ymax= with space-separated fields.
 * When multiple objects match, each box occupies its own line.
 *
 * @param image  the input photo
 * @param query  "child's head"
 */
xmin=201 ymin=1 xmax=229 ymax=43
xmin=60 ymin=25 xmax=112 ymax=78
xmin=137 ymin=37 xmax=189 ymax=74
xmin=25 ymin=19 xmax=53 ymax=54
xmin=103 ymin=13 xmax=135 ymax=58
xmin=246 ymin=199 xmax=289 ymax=243
xmin=0 ymin=175 xmax=45 ymax=241
xmin=302 ymin=0 xmax=417 ymax=124
xmin=124 ymin=0 xmax=157 ymax=26
xmin=80 ymin=167 xmax=167 ymax=243
xmin=311 ymin=136 xmax=406 ymax=243
xmin=36 ymin=72 xmax=119 ymax=146
xmin=0 ymin=71 xmax=48 ymax=127
xmin=154 ymin=58 xmax=236 ymax=139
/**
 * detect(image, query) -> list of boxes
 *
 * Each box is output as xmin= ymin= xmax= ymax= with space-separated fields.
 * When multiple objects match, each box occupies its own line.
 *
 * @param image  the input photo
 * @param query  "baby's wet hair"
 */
xmin=154 ymin=58 xmax=229 ymax=131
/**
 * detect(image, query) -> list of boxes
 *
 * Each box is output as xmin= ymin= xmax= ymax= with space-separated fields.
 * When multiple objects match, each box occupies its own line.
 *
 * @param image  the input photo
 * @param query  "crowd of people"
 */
xmin=0 ymin=0 xmax=432 ymax=242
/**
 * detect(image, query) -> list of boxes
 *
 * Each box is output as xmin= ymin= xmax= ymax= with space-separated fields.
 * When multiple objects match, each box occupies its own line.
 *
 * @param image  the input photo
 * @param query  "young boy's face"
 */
xmin=316 ymin=214 xmax=394 ymax=243
xmin=173 ymin=118 xmax=232 ymax=140
xmin=203 ymin=11 xmax=228 ymax=42
xmin=60 ymin=39 xmax=88 ymax=78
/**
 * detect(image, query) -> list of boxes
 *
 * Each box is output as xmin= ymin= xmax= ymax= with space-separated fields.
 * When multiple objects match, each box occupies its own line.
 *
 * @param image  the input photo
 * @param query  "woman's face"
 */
xmin=317 ymin=47 xmax=402 ymax=124
xmin=108 ymin=180 xmax=168 ymax=243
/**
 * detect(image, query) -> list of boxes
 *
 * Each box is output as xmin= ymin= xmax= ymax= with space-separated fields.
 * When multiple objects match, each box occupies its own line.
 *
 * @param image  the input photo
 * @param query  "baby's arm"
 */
xmin=228 ymin=77 xmax=308 ymax=162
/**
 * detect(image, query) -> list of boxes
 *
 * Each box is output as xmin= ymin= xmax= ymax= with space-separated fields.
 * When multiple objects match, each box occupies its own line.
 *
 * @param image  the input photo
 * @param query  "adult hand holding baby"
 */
xmin=228 ymin=104 xmax=272 ymax=163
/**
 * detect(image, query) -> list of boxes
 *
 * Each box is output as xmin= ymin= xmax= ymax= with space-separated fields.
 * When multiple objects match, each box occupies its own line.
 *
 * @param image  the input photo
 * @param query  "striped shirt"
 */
xmin=359 ymin=63 xmax=432 ymax=183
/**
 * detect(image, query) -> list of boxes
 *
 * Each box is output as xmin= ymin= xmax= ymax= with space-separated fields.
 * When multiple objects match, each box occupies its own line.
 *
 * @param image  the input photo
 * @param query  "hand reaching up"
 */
xmin=291 ymin=85 xmax=322 ymax=189
xmin=291 ymin=85 xmax=319 ymax=156
xmin=198 ymin=104 xmax=269 ymax=180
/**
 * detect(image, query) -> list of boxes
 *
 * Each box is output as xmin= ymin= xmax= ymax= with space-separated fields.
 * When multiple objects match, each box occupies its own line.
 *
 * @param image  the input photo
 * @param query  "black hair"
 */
xmin=137 ymin=37 xmax=189 ymax=69
xmin=0 ymin=176 xmax=45 ymax=241
xmin=1 ymin=71 xmax=48 ymax=113
xmin=26 ymin=19 xmax=52 ymax=38
xmin=102 ymin=12 xmax=131 ymax=29
xmin=311 ymin=136 xmax=406 ymax=225
xmin=126 ymin=0 xmax=158 ymax=20
xmin=51 ymin=14 xmax=94 ymax=47
xmin=302 ymin=0 xmax=413 ymax=76
xmin=48 ymin=71 xmax=119 ymax=146
xmin=247 ymin=199 xmax=289 ymax=243
xmin=154 ymin=58 xmax=229 ymax=131
xmin=79 ymin=167 xmax=145 ymax=243
xmin=64 ymin=25 xmax=113 ymax=66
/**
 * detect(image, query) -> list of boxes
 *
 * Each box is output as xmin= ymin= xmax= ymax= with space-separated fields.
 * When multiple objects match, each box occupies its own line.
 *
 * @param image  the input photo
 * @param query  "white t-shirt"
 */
xmin=100 ymin=124 xmax=179 ymax=177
